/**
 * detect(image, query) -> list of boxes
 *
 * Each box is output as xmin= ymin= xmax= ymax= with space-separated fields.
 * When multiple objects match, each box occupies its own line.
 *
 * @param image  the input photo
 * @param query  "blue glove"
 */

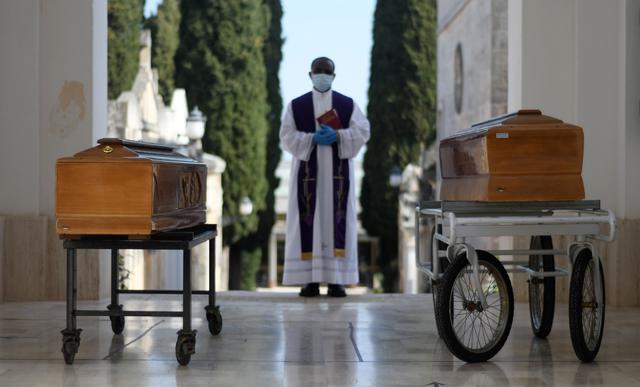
xmin=314 ymin=125 xmax=337 ymax=145
xmin=319 ymin=124 xmax=336 ymax=135
xmin=314 ymin=131 xmax=336 ymax=145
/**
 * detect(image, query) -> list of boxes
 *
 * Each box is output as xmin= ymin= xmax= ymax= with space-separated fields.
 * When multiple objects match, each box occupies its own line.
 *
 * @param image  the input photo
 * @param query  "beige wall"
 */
xmin=0 ymin=0 xmax=108 ymax=301
xmin=0 ymin=0 xmax=40 ymax=214
xmin=509 ymin=0 xmax=640 ymax=306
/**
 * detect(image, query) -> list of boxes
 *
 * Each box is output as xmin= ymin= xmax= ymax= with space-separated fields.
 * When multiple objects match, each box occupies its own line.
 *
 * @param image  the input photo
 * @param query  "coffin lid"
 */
xmin=472 ymin=109 xmax=563 ymax=128
xmin=444 ymin=110 xmax=571 ymax=141
xmin=57 ymin=138 xmax=203 ymax=165
xmin=98 ymin=138 xmax=176 ymax=151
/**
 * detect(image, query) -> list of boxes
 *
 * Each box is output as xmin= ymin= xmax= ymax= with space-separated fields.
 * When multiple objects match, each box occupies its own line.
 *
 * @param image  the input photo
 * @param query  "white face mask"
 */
xmin=311 ymin=74 xmax=334 ymax=92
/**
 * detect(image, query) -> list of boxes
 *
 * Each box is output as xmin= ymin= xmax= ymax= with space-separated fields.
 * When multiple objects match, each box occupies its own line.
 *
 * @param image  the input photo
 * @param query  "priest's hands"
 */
xmin=319 ymin=124 xmax=335 ymax=133
xmin=313 ymin=124 xmax=337 ymax=145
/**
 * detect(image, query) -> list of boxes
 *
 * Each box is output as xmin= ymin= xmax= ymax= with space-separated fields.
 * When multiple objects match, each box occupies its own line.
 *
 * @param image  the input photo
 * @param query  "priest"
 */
xmin=279 ymin=57 xmax=370 ymax=297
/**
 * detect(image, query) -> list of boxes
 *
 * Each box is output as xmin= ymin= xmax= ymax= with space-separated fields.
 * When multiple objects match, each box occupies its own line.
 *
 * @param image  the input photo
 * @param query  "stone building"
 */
xmin=401 ymin=0 xmax=640 ymax=308
xmin=437 ymin=0 xmax=508 ymax=137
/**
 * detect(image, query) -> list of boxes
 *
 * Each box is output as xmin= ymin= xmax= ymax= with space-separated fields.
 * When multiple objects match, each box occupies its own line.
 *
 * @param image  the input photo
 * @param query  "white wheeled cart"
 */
xmin=415 ymin=200 xmax=616 ymax=363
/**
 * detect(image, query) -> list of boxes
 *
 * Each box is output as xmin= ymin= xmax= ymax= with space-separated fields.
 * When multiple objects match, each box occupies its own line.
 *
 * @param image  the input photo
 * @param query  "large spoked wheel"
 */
xmin=528 ymin=235 xmax=555 ymax=338
xmin=435 ymin=250 xmax=514 ymax=363
xmin=430 ymin=224 xmax=449 ymax=338
xmin=569 ymin=249 xmax=605 ymax=362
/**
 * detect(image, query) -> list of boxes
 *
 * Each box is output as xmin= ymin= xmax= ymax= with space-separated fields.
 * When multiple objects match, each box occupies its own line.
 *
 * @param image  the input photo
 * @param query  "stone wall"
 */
xmin=437 ymin=0 xmax=508 ymax=137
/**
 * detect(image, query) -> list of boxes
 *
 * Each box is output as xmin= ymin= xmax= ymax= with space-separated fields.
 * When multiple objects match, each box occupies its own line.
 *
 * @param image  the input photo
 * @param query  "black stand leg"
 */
xmin=182 ymin=248 xmax=192 ymax=333
xmin=209 ymin=237 xmax=216 ymax=308
xmin=110 ymin=248 xmax=119 ymax=306
xmin=176 ymin=248 xmax=196 ymax=366
xmin=61 ymin=248 xmax=81 ymax=364
xmin=205 ymin=237 xmax=222 ymax=335
xmin=68 ymin=247 xmax=77 ymax=331
xmin=108 ymin=249 xmax=124 ymax=334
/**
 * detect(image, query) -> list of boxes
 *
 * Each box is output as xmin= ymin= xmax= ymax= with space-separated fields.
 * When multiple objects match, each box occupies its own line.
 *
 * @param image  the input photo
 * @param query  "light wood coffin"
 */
xmin=56 ymin=138 xmax=207 ymax=236
xmin=439 ymin=109 xmax=584 ymax=201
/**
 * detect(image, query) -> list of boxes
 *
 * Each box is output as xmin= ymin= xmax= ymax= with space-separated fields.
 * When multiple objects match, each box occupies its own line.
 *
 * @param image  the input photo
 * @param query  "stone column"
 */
xmin=0 ymin=0 xmax=108 ymax=301
xmin=200 ymin=153 xmax=228 ymax=291
xmin=268 ymin=231 xmax=278 ymax=288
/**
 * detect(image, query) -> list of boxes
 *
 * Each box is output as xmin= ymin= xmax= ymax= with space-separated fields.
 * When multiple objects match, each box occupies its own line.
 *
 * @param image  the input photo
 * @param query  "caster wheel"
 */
xmin=175 ymin=339 xmax=191 ymax=366
xmin=62 ymin=342 xmax=76 ymax=365
xmin=206 ymin=306 xmax=223 ymax=336
xmin=110 ymin=316 xmax=125 ymax=334
xmin=175 ymin=331 xmax=197 ymax=366
xmin=61 ymin=328 xmax=82 ymax=365
xmin=107 ymin=304 xmax=125 ymax=334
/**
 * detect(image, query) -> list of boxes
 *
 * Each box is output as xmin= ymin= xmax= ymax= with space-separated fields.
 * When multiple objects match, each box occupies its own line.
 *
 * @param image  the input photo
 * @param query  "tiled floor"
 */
xmin=1 ymin=291 xmax=640 ymax=386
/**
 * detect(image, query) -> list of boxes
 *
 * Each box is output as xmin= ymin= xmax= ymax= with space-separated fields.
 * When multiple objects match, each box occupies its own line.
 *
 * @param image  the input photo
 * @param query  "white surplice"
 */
xmin=279 ymin=88 xmax=370 ymax=285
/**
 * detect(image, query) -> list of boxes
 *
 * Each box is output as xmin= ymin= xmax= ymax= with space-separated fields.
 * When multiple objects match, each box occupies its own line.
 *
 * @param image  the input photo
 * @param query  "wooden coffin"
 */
xmin=56 ymin=138 xmax=207 ymax=236
xmin=439 ymin=109 xmax=584 ymax=201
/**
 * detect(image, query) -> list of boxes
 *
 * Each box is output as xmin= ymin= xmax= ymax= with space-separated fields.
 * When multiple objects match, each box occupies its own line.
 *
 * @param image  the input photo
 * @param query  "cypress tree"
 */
xmin=361 ymin=0 xmax=437 ymax=292
xmin=263 ymin=1 xmax=284 ymax=226
xmin=107 ymin=0 xmax=143 ymax=99
xmin=235 ymin=0 xmax=284 ymax=290
xmin=144 ymin=14 xmax=158 ymax=44
xmin=175 ymin=1 xmax=270 ymax=288
xmin=149 ymin=0 xmax=181 ymax=102
xmin=261 ymin=0 xmax=284 ymax=261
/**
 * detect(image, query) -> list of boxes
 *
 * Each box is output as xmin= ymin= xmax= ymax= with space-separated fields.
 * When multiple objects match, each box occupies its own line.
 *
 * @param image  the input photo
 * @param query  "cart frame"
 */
xmin=60 ymin=224 xmax=222 ymax=366
xmin=415 ymin=200 xmax=616 ymax=362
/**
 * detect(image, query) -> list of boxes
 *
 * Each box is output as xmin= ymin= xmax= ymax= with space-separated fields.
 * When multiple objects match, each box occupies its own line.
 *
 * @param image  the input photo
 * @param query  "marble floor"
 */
xmin=1 ymin=291 xmax=640 ymax=386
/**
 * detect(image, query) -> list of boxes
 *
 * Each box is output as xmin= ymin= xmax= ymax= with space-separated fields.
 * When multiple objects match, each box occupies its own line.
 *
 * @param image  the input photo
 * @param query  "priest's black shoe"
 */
xmin=299 ymin=282 xmax=320 ymax=297
xmin=327 ymin=284 xmax=347 ymax=297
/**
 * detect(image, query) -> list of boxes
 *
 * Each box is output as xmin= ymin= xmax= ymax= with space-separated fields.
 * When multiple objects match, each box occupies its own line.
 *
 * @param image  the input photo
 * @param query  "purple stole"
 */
xmin=291 ymin=91 xmax=353 ymax=260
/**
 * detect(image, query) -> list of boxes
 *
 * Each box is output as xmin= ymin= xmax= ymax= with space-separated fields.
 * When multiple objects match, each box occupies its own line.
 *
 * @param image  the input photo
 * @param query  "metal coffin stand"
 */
xmin=60 ymin=224 xmax=221 ymax=366
xmin=416 ymin=201 xmax=616 ymax=363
